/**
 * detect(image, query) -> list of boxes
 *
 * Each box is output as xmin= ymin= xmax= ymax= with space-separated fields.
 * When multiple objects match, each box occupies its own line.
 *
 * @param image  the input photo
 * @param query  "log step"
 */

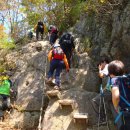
xmin=58 ymin=99 xmax=75 ymax=109
xmin=46 ymin=90 xmax=60 ymax=99
xmin=73 ymin=113 xmax=88 ymax=123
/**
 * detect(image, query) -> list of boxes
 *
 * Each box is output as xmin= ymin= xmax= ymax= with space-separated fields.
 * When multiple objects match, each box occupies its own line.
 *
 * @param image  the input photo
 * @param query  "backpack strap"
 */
xmin=120 ymin=77 xmax=130 ymax=107
xmin=114 ymin=76 xmax=130 ymax=124
xmin=120 ymin=96 xmax=130 ymax=107
xmin=114 ymin=111 xmax=123 ymax=124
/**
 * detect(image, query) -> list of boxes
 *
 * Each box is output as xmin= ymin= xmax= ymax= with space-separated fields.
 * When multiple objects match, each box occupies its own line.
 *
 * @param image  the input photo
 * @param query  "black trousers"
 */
xmin=50 ymin=33 xmax=58 ymax=45
xmin=36 ymin=29 xmax=44 ymax=40
xmin=0 ymin=94 xmax=10 ymax=111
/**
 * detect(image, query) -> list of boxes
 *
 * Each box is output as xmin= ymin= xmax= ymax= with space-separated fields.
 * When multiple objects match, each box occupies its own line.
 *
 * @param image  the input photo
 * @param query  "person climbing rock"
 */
xmin=27 ymin=29 xmax=33 ymax=40
xmin=91 ymin=57 xmax=112 ymax=123
xmin=0 ymin=72 xmax=13 ymax=113
xmin=48 ymin=25 xmax=58 ymax=46
xmin=46 ymin=43 xmax=69 ymax=90
xmin=59 ymin=32 xmax=75 ymax=67
xmin=108 ymin=60 xmax=130 ymax=130
xmin=34 ymin=20 xmax=44 ymax=41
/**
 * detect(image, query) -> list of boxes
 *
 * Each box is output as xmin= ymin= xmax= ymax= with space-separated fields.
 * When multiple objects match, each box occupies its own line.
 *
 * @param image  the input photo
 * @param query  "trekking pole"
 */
xmin=102 ymin=90 xmax=110 ymax=130
xmin=38 ymin=52 xmax=48 ymax=130
xmin=98 ymin=84 xmax=110 ymax=130
xmin=98 ymin=84 xmax=102 ymax=130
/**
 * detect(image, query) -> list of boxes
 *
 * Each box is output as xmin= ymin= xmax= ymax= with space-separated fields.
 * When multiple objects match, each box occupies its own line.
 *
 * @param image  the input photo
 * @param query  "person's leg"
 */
xmin=91 ymin=93 xmax=101 ymax=114
xmin=40 ymin=30 xmax=43 ymax=40
xmin=91 ymin=89 xmax=112 ymax=121
xmin=48 ymin=60 xmax=56 ymax=80
xmin=104 ymin=89 xmax=112 ymax=102
xmin=0 ymin=95 xmax=3 ymax=110
xmin=54 ymin=60 xmax=63 ymax=88
xmin=3 ymin=97 xmax=11 ymax=111
xmin=1 ymin=95 xmax=10 ymax=111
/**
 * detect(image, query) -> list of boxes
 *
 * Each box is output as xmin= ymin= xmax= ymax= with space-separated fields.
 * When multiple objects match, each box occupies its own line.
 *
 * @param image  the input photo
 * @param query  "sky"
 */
xmin=0 ymin=0 xmax=26 ymax=34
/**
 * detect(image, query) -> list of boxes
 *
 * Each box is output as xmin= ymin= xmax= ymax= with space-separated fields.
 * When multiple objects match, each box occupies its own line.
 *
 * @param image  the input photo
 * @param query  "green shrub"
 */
xmin=0 ymin=38 xmax=15 ymax=49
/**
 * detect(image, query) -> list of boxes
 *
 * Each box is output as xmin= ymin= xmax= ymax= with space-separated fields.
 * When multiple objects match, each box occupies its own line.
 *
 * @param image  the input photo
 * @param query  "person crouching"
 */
xmin=47 ymin=43 xmax=69 ymax=90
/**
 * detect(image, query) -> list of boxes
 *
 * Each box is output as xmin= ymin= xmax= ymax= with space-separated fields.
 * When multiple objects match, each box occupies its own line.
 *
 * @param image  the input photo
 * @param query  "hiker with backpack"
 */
xmin=0 ymin=72 xmax=13 ymax=114
xmin=46 ymin=43 xmax=69 ymax=90
xmin=34 ymin=20 xmax=44 ymax=40
xmin=108 ymin=60 xmax=130 ymax=130
xmin=91 ymin=57 xmax=111 ymax=105
xmin=59 ymin=32 xmax=75 ymax=67
xmin=27 ymin=29 xmax=33 ymax=40
xmin=48 ymin=25 xmax=58 ymax=45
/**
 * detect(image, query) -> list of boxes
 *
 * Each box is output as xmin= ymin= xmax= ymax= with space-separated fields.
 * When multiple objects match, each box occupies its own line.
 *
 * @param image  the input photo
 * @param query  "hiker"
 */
xmin=98 ymin=57 xmax=109 ymax=78
xmin=48 ymin=25 xmax=58 ymax=46
xmin=98 ymin=57 xmax=110 ymax=88
xmin=59 ymin=32 xmax=75 ymax=67
xmin=27 ymin=30 xmax=33 ymax=40
xmin=0 ymin=73 xmax=13 ymax=112
xmin=34 ymin=20 xmax=44 ymax=40
xmin=46 ymin=43 xmax=69 ymax=90
xmin=108 ymin=60 xmax=130 ymax=130
xmin=91 ymin=57 xmax=112 ymax=123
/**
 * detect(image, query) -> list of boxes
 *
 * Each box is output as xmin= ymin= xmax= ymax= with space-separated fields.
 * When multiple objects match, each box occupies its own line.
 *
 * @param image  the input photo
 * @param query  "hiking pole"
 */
xmin=97 ymin=85 xmax=102 ymax=130
xmin=102 ymin=90 xmax=110 ymax=130
xmin=98 ymin=84 xmax=110 ymax=130
xmin=38 ymin=52 xmax=48 ymax=130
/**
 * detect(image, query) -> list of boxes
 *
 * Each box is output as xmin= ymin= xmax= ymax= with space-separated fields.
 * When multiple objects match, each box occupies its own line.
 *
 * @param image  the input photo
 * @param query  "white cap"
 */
xmin=53 ymin=43 xmax=60 ymax=48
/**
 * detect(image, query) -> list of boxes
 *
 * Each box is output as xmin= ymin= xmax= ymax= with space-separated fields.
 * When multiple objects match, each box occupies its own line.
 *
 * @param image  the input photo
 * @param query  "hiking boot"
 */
xmin=54 ymin=85 xmax=60 ymax=90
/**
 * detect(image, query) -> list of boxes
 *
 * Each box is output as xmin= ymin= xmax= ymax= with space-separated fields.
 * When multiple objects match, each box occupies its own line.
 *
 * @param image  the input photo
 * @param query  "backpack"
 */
xmin=52 ymin=47 xmax=64 ymax=60
xmin=61 ymin=33 xmax=73 ymax=46
xmin=114 ymin=74 xmax=130 ymax=130
xmin=37 ymin=22 xmax=44 ymax=30
xmin=118 ymin=74 xmax=130 ymax=108
xmin=60 ymin=33 xmax=74 ymax=52
xmin=51 ymin=27 xmax=58 ymax=34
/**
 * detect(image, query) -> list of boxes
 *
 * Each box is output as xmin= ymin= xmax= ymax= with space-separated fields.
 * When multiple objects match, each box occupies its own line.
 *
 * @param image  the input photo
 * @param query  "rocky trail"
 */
xmin=0 ymin=39 xmax=116 ymax=130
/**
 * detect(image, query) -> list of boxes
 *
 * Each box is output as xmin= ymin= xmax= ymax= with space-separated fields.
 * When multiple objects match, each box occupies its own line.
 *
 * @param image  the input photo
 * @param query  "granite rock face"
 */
xmin=1 ymin=40 xmax=100 ymax=130
xmin=75 ymin=0 xmax=130 ymax=71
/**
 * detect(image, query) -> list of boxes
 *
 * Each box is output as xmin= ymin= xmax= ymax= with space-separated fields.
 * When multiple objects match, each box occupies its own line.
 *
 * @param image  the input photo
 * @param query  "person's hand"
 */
xmin=98 ymin=64 xmax=102 ymax=71
xmin=66 ymin=68 xmax=69 ymax=72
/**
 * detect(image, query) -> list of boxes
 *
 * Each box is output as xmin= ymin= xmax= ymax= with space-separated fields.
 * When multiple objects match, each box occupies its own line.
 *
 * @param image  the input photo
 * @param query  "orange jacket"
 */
xmin=48 ymin=50 xmax=69 ymax=71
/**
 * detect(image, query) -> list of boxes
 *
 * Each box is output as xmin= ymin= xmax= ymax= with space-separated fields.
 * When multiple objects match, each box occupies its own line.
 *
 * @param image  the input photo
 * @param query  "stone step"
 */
xmin=58 ymin=99 xmax=75 ymax=109
xmin=46 ymin=90 xmax=61 ymax=99
xmin=73 ymin=113 xmax=88 ymax=123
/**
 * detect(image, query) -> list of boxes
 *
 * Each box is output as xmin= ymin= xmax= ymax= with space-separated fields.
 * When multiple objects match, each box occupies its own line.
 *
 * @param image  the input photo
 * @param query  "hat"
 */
xmin=53 ymin=43 xmax=60 ymax=48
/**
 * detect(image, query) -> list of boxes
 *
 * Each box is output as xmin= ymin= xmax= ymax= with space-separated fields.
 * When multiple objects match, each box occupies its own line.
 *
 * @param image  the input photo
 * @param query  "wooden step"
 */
xmin=46 ymin=90 xmax=60 ymax=99
xmin=73 ymin=113 xmax=88 ymax=123
xmin=58 ymin=99 xmax=75 ymax=109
